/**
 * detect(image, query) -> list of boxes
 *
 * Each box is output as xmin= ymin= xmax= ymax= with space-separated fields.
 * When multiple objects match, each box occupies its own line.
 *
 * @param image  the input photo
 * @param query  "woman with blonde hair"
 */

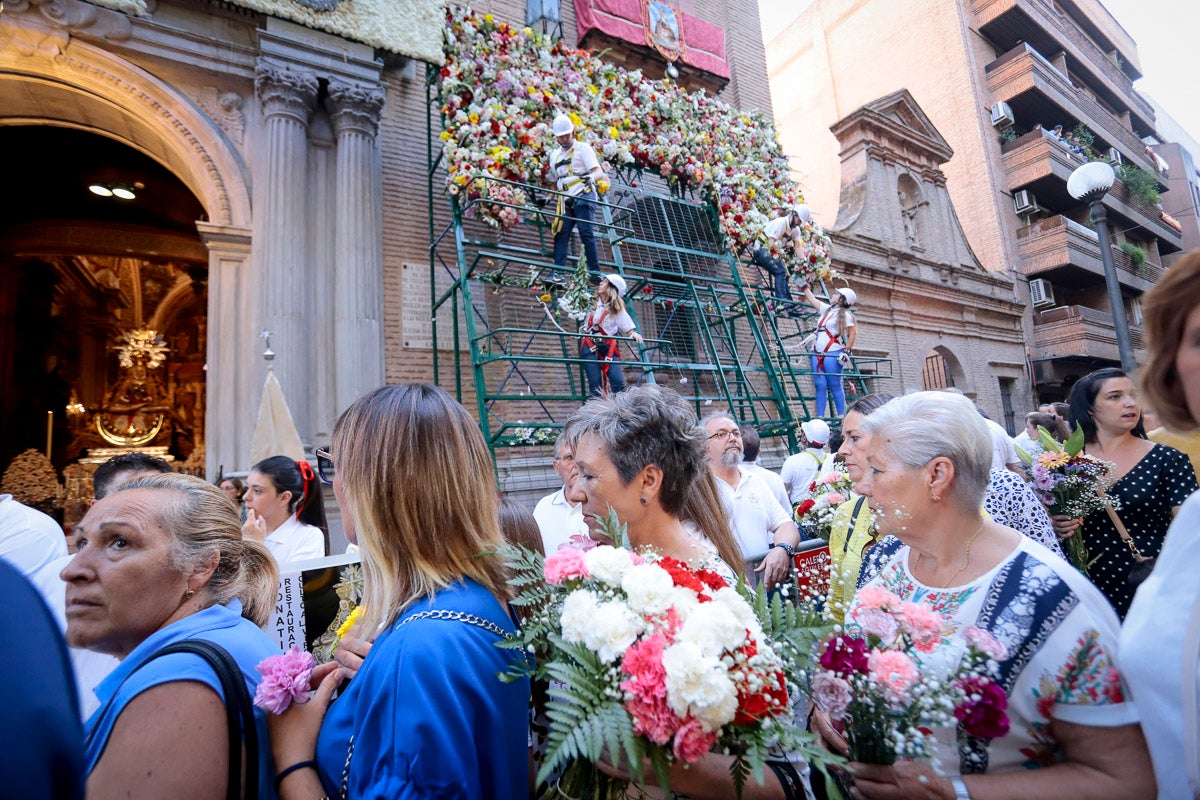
xmin=267 ymin=383 xmax=530 ymax=799
xmin=64 ymin=473 xmax=280 ymax=798
xmin=580 ymin=273 xmax=644 ymax=397
xmin=1122 ymin=248 xmax=1200 ymax=799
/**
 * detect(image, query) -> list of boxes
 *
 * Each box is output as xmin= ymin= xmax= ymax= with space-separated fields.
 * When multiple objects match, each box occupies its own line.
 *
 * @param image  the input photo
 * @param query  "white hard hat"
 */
xmin=836 ymin=287 xmax=857 ymax=307
xmin=800 ymin=419 xmax=831 ymax=446
xmin=792 ymin=204 xmax=813 ymax=224
xmin=552 ymin=114 xmax=574 ymax=136
xmin=603 ymin=274 xmax=627 ymax=297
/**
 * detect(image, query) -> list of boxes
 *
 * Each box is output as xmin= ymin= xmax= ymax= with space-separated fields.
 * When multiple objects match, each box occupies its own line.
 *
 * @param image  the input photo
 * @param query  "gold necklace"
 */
xmin=943 ymin=521 xmax=986 ymax=587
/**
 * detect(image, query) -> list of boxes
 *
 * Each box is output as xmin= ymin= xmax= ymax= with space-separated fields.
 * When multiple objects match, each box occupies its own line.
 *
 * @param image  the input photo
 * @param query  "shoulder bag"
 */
xmin=1102 ymin=501 xmax=1155 ymax=587
xmin=87 ymin=639 xmax=259 ymax=800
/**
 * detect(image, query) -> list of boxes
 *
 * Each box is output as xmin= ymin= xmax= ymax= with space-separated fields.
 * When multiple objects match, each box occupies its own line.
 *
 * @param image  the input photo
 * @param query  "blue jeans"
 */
xmin=812 ymin=353 xmax=846 ymax=416
xmin=751 ymin=247 xmax=794 ymax=302
xmin=553 ymin=191 xmax=600 ymax=275
xmin=581 ymin=341 xmax=625 ymax=398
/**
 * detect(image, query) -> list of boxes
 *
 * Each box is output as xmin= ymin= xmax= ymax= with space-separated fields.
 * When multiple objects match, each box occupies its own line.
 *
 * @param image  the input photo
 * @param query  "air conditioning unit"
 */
xmin=1106 ymin=146 xmax=1123 ymax=165
xmin=1029 ymin=278 xmax=1056 ymax=308
xmin=1013 ymin=189 xmax=1039 ymax=215
xmin=990 ymin=102 xmax=1015 ymax=129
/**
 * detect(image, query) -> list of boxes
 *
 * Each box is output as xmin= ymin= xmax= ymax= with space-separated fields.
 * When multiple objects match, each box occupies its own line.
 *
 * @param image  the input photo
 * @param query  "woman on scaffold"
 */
xmin=580 ymin=273 xmax=643 ymax=398
xmin=801 ymin=283 xmax=856 ymax=418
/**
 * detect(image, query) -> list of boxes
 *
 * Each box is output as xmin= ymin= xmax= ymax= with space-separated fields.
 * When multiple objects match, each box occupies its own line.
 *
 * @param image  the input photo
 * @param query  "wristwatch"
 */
xmin=768 ymin=542 xmax=796 ymax=558
xmin=950 ymin=776 xmax=972 ymax=799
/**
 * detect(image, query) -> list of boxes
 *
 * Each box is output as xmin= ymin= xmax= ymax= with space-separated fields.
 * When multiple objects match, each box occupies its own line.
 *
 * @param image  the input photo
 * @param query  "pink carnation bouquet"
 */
xmin=252 ymin=644 xmax=318 ymax=714
xmin=812 ymin=587 xmax=1009 ymax=766
xmin=794 ymin=470 xmax=854 ymax=541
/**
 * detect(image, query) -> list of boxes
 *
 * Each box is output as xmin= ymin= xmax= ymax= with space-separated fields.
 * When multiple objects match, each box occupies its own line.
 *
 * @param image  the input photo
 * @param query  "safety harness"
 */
xmin=813 ymin=307 xmax=842 ymax=371
xmin=550 ymin=144 xmax=591 ymax=237
xmin=581 ymin=306 xmax=620 ymax=394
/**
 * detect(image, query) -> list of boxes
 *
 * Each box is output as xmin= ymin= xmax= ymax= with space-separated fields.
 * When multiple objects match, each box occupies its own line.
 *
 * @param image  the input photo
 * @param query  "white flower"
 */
xmin=583 ymin=599 xmax=644 ymax=663
xmin=584 ymin=545 xmax=635 ymax=586
xmin=668 ymin=585 xmax=702 ymax=617
xmin=662 ymin=641 xmax=739 ymax=731
xmin=560 ymin=589 xmax=599 ymax=646
xmin=711 ymin=587 xmax=764 ymax=640
xmin=621 ymin=563 xmax=675 ymax=615
xmin=677 ymin=601 xmax=748 ymax=657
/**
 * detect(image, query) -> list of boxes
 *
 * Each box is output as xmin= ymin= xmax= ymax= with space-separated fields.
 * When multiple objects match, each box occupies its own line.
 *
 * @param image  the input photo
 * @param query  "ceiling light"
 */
xmin=111 ymin=186 xmax=136 ymax=200
xmin=89 ymin=184 xmax=114 ymax=197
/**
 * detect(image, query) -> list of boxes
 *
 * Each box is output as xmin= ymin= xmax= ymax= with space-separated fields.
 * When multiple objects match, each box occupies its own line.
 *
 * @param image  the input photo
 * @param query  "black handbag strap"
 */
xmin=86 ymin=638 xmax=258 ymax=800
xmin=843 ymin=496 xmax=868 ymax=555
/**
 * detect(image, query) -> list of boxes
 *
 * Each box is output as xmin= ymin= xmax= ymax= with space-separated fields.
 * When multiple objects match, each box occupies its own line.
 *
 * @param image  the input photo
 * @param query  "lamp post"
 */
xmin=1066 ymin=161 xmax=1138 ymax=373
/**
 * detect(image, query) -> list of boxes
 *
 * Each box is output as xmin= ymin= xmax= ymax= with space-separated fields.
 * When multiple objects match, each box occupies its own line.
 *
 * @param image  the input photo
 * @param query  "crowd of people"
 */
xmin=3 ymin=249 xmax=1199 ymax=798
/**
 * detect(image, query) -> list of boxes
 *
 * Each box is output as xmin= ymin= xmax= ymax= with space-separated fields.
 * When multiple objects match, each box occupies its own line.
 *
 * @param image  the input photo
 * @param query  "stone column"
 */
xmin=327 ymin=79 xmax=386 ymax=412
xmin=254 ymin=61 xmax=318 ymax=445
xmin=197 ymin=222 xmax=253 ymax=479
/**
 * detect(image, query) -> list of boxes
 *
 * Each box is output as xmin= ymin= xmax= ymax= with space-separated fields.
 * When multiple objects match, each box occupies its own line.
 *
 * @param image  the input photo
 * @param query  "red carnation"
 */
xmin=694 ymin=568 xmax=729 ymax=591
xmin=657 ymin=557 xmax=707 ymax=596
xmin=735 ymin=670 xmax=789 ymax=725
xmin=955 ymin=677 xmax=1010 ymax=739
xmin=819 ymin=634 xmax=869 ymax=678
xmin=794 ymin=499 xmax=816 ymax=518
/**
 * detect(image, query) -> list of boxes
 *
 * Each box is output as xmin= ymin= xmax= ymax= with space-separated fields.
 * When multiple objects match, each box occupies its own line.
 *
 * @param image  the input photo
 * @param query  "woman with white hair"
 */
xmin=842 ymin=391 xmax=1153 ymax=799
xmin=579 ymin=273 xmax=643 ymax=398
xmin=800 ymin=284 xmax=856 ymax=417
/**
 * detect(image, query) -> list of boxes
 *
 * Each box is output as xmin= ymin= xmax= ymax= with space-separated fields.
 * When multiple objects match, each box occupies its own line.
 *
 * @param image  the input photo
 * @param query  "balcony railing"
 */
xmin=986 ymin=44 xmax=1157 ymax=177
xmin=1033 ymin=303 xmax=1144 ymax=362
xmin=972 ymin=0 xmax=1151 ymax=125
xmin=1016 ymin=214 xmax=1164 ymax=289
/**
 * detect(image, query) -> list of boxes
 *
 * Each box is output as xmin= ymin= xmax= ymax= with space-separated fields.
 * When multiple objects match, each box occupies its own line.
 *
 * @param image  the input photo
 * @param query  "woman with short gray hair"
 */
xmin=840 ymin=391 xmax=1153 ymax=799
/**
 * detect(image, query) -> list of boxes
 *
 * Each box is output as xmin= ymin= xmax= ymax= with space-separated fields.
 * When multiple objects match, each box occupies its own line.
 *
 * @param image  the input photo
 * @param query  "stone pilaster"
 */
xmin=254 ymin=61 xmax=318 ymax=445
xmin=327 ymin=79 xmax=386 ymax=412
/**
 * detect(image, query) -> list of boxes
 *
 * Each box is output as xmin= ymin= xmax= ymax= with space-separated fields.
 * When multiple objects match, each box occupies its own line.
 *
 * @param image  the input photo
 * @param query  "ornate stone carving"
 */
xmin=0 ymin=0 xmax=132 ymax=57
xmin=195 ymin=87 xmax=246 ymax=145
xmin=254 ymin=62 xmax=319 ymax=125
xmin=327 ymin=80 xmax=386 ymax=139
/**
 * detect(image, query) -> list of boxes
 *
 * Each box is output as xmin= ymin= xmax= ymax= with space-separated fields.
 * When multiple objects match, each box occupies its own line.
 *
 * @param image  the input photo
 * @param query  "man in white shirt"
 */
xmin=548 ymin=113 xmax=605 ymax=281
xmin=739 ymin=426 xmax=790 ymax=511
xmin=702 ymin=414 xmax=801 ymax=589
xmin=0 ymin=494 xmax=66 ymax=578
xmin=750 ymin=205 xmax=811 ymax=310
xmin=780 ymin=419 xmax=831 ymax=506
xmin=533 ymin=434 xmax=589 ymax=552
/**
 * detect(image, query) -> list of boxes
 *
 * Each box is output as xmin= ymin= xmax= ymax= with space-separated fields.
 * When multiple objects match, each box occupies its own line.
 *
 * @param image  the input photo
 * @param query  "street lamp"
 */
xmin=1066 ymin=160 xmax=1137 ymax=373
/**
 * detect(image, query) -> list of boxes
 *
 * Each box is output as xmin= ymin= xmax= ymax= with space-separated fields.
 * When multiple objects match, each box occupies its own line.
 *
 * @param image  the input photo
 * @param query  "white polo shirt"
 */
xmin=533 ymin=487 xmax=588 ymax=553
xmin=716 ymin=467 xmax=793 ymax=559
xmin=0 ymin=494 xmax=67 ymax=578
xmin=744 ymin=463 xmax=790 ymax=512
xmin=265 ymin=515 xmax=326 ymax=568
xmin=780 ymin=449 xmax=826 ymax=505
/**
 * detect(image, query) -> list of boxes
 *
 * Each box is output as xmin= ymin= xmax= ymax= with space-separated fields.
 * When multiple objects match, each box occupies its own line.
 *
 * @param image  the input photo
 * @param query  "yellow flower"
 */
xmin=468 ymin=112 xmax=480 ymax=124
xmin=748 ymin=187 xmax=755 ymax=200
xmin=587 ymin=85 xmax=599 ymax=95
xmin=483 ymin=13 xmax=494 ymax=24
xmin=569 ymin=111 xmax=583 ymax=128
xmin=336 ymin=605 xmax=364 ymax=639
xmin=439 ymin=130 xmax=452 ymax=141
xmin=539 ymin=293 xmax=553 ymax=303
xmin=608 ymin=126 xmax=619 ymax=139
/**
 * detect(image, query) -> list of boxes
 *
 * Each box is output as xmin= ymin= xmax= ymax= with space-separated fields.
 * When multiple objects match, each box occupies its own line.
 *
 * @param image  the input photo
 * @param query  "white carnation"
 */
xmin=560 ymin=589 xmax=599 ymax=646
xmin=621 ymin=563 xmax=675 ymax=615
xmin=582 ymin=600 xmax=644 ymax=663
xmin=584 ymin=545 xmax=635 ymax=586
xmin=661 ymin=641 xmax=739 ymax=731
xmin=712 ymin=587 xmax=764 ymax=640
xmin=677 ymin=600 xmax=748 ymax=657
xmin=668 ymin=585 xmax=701 ymax=617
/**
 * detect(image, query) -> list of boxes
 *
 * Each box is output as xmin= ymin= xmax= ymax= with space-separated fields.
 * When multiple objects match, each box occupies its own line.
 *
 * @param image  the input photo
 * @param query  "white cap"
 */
xmin=603 ymin=274 xmax=627 ymax=297
xmin=836 ymin=287 xmax=857 ymax=307
xmin=800 ymin=419 xmax=831 ymax=446
xmin=552 ymin=114 xmax=574 ymax=136
xmin=792 ymin=205 xmax=813 ymax=224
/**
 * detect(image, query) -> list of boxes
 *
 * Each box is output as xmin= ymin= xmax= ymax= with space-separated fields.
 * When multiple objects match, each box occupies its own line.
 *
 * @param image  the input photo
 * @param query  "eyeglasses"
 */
xmin=315 ymin=448 xmax=335 ymax=485
xmin=707 ymin=429 xmax=741 ymax=442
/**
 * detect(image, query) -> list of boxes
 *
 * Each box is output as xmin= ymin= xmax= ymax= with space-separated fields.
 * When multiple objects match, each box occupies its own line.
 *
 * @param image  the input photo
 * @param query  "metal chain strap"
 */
xmin=337 ymin=609 xmax=513 ymax=799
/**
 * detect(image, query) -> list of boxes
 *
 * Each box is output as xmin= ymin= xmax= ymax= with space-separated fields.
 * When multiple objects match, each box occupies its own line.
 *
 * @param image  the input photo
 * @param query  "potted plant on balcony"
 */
xmin=1116 ymin=163 xmax=1161 ymax=206
xmin=1120 ymin=241 xmax=1147 ymax=273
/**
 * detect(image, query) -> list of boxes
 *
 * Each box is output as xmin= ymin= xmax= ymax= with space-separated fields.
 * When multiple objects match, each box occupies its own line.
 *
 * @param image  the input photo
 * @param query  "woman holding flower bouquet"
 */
xmin=266 ymin=384 xmax=530 ymax=799
xmin=837 ymin=391 xmax=1153 ymax=799
xmin=1051 ymin=368 xmax=1197 ymax=619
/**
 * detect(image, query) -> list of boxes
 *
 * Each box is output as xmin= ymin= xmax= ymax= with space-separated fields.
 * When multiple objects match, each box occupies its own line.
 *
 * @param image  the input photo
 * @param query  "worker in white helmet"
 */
xmin=750 ymin=205 xmax=813 ymax=313
xmin=800 ymin=283 xmax=858 ymax=417
xmin=547 ymin=113 xmax=606 ymax=282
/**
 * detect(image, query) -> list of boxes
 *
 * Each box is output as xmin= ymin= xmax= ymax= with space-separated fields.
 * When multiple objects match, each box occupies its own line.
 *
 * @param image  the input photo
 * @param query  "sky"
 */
xmin=756 ymin=0 xmax=1200 ymax=148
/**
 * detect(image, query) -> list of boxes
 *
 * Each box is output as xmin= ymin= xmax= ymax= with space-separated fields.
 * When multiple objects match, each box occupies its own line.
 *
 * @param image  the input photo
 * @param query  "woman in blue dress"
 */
xmin=267 ymin=383 xmax=530 ymax=799
xmin=63 ymin=473 xmax=280 ymax=799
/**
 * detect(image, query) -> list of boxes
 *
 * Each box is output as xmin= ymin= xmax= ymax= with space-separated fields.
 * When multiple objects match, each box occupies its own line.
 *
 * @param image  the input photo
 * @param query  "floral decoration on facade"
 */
xmin=440 ymin=5 xmax=836 ymax=284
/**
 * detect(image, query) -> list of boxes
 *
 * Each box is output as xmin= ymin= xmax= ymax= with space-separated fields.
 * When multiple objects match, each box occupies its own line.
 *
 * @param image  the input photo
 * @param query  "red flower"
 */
xmin=735 ymin=669 xmax=788 ymax=724
xmin=955 ymin=677 xmax=1010 ymax=739
xmin=657 ymin=557 xmax=708 ymax=596
xmin=694 ymin=568 xmax=729 ymax=591
xmin=818 ymin=634 xmax=869 ymax=677
xmin=794 ymin=499 xmax=816 ymax=518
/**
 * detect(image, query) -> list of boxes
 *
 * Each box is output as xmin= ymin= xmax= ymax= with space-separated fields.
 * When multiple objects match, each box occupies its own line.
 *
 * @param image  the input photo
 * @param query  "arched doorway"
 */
xmin=922 ymin=345 xmax=965 ymax=391
xmin=0 ymin=34 xmax=254 ymax=482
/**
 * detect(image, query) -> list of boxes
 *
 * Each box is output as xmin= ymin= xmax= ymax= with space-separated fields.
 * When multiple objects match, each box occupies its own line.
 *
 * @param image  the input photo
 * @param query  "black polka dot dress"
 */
xmin=1081 ymin=444 xmax=1198 ymax=619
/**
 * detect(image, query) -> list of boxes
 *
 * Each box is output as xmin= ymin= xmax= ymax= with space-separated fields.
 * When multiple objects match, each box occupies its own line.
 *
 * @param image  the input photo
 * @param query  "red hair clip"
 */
xmin=296 ymin=460 xmax=316 ymax=515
